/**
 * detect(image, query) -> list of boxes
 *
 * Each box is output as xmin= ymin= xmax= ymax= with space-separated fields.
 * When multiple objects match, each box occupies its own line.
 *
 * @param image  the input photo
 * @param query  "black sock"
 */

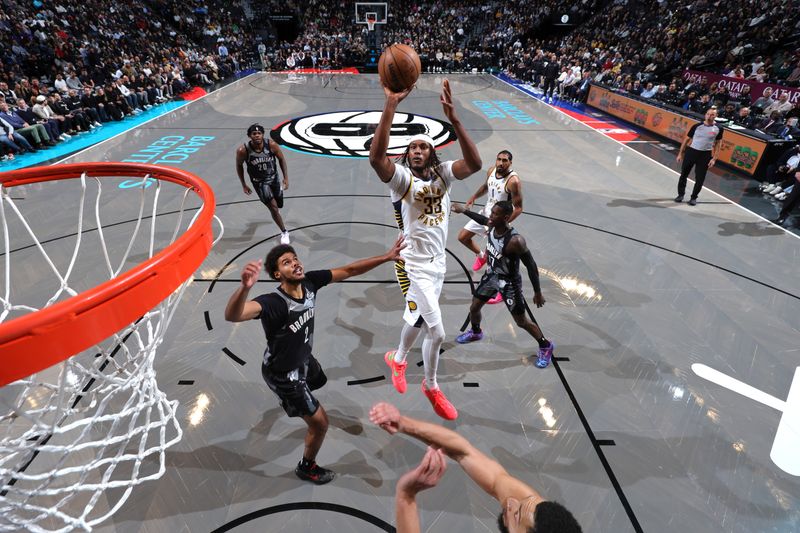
xmin=537 ymin=337 xmax=550 ymax=349
xmin=472 ymin=325 xmax=482 ymax=334
xmin=300 ymin=456 xmax=313 ymax=468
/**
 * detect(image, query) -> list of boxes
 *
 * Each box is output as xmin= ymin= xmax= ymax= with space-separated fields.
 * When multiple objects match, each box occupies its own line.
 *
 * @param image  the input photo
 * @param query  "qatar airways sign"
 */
xmin=682 ymin=69 xmax=800 ymax=105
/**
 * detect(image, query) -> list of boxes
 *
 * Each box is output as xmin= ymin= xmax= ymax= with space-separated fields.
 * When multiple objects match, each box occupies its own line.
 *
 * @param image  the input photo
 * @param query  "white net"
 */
xmin=0 ymin=171 xmax=219 ymax=532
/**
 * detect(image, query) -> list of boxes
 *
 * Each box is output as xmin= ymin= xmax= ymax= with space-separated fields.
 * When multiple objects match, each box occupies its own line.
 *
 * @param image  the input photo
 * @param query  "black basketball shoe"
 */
xmin=295 ymin=461 xmax=335 ymax=485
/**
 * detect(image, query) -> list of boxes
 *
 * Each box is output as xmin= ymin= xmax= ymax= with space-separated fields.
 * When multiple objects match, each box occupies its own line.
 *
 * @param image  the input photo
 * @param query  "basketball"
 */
xmin=378 ymin=44 xmax=421 ymax=92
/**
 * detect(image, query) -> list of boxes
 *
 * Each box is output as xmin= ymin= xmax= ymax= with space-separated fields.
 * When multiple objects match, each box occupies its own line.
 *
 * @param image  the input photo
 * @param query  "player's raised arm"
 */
xmin=370 ymin=85 xmax=413 ymax=183
xmin=224 ymin=259 xmax=263 ymax=322
xmin=395 ymin=447 xmax=447 ymax=533
xmin=451 ymin=202 xmax=489 ymax=224
xmin=369 ymin=402 xmax=541 ymax=503
xmin=439 ymin=79 xmax=481 ymax=179
xmin=329 ymin=234 xmax=405 ymax=282
xmin=465 ymin=167 xmax=492 ymax=208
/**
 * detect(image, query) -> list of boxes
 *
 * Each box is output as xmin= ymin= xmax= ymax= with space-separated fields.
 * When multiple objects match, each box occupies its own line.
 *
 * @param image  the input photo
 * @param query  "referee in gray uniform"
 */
xmin=675 ymin=107 xmax=723 ymax=206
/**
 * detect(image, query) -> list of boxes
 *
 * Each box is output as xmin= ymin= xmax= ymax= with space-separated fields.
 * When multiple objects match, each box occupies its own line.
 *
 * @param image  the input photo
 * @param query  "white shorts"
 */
xmin=396 ymin=261 xmax=445 ymax=327
xmin=462 ymin=218 xmax=488 ymax=236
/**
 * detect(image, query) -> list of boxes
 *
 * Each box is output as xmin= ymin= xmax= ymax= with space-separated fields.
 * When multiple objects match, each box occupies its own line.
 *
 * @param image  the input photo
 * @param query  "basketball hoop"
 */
xmin=366 ymin=12 xmax=377 ymax=32
xmin=0 ymin=163 xmax=222 ymax=531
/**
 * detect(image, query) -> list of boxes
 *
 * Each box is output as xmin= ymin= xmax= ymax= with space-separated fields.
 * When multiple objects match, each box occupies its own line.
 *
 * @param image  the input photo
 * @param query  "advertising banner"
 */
xmin=681 ymin=70 xmax=800 ymax=106
xmin=587 ymin=86 xmax=766 ymax=174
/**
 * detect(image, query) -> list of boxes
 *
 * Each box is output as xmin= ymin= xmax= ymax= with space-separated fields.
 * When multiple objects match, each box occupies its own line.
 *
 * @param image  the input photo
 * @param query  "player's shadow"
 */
xmin=212 ymin=220 xmax=278 ymax=253
xmin=606 ymin=198 xmax=675 ymax=209
xmin=343 ymin=284 xmax=401 ymax=313
xmin=326 ymin=407 xmax=366 ymax=436
xmin=437 ymin=349 xmax=532 ymax=376
xmin=116 ymin=405 xmax=385 ymax=522
xmin=716 ymin=221 xmax=785 ymax=237
xmin=325 ymin=315 xmax=400 ymax=387
xmin=439 ymin=292 xmax=477 ymax=307
xmin=290 ymin=228 xmax=392 ymax=258
xmin=596 ymin=282 xmax=652 ymax=308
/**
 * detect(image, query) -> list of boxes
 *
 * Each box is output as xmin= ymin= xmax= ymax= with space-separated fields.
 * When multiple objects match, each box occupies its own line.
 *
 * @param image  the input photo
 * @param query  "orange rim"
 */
xmin=0 ymin=163 xmax=215 ymax=387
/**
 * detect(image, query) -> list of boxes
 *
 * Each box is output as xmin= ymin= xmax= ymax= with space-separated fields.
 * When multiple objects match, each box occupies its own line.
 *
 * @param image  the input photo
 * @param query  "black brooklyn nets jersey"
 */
xmin=244 ymin=141 xmax=278 ymax=182
xmin=486 ymin=227 xmax=521 ymax=279
xmin=254 ymin=270 xmax=332 ymax=372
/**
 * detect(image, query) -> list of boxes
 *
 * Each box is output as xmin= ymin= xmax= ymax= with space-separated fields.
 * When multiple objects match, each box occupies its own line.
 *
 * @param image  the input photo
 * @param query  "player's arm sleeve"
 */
xmin=388 ymin=166 xmax=412 ymax=197
xmin=305 ymin=270 xmax=333 ymax=290
xmin=462 ymin=209 xmax=489 ymax=226
xmin=253 ymin=294 xmax=287 ymax=327
xmin=438 ymin=160 xmax=456 ymax=187
xmin=520 ymin=250 xmax=542 ymax=293
xmin=252 ymin=294 xmax=269 ymax=321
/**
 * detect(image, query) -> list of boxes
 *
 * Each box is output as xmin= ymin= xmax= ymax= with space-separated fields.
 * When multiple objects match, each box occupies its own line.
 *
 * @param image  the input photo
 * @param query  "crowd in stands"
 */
xmin=491 ymin=0 xmax=800 ymax=139
xmin=3 ymin=0 xmax=800 ymax=163
xmin=256 ymin=0 xmax=599 ymax=74
xmin=253 ymin=0 xmax=799 ymax=137
xmin=0 ymin=0 xmax=253 ymax=160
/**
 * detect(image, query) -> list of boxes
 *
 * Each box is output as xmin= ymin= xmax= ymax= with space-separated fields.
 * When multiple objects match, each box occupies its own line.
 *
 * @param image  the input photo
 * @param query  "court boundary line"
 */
xmin=494 ymin=75 xmax=800 ymax=241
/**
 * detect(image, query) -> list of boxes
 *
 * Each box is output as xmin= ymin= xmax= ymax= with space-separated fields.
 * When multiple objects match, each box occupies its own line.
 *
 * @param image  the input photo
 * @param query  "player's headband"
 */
xmin=408 ymin=134 xmax=435 ymax=148
xmin=247 ymin=124 xmax=265 ymax=135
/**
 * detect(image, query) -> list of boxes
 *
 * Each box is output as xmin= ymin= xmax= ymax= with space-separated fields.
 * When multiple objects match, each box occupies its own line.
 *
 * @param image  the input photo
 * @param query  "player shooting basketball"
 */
xmin=369 ymin=78 xmax=481 ymax=420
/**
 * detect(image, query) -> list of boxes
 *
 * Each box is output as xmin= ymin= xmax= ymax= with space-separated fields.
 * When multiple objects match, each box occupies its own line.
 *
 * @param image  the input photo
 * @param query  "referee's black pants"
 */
xmin=677 ymin=147 xmax=712 ymax=199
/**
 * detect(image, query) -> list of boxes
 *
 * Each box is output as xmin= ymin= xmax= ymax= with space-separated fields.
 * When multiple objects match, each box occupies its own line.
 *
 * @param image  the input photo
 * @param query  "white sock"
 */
xmin=394 ymin=322 xmax=421 ymax=364
xmin=421 ymin=321 xmax=445 ymax=389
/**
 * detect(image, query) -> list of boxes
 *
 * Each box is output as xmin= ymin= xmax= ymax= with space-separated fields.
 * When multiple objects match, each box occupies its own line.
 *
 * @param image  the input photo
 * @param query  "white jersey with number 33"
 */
xmin=389 ymin=161 xmax=455 ymax=270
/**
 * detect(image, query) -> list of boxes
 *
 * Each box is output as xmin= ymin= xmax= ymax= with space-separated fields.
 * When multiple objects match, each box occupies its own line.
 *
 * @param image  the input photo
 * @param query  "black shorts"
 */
xmin=474 ymin=272 xmax=527 ymax=316
xmin=262 ymin=356 xmax=327 ymax=418
xmin=251 ymin=178 xmax=283 ymax=208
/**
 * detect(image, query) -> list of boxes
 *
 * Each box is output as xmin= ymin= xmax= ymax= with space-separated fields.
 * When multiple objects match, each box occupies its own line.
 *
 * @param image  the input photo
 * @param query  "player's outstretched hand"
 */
xmin=383 ymin=83 xmax=413 ymax=103
xmin=440 ymin=79 xmax=456 ymax=121
xmin=450 ymin=202 xmax=467 ymax=214
xmin=370 ymin=401 xmax=401 ymax=434
xmin=397 ymin=446 xmax=447 ymax=497
xmin=241 ymin=259 xmax=262 ymax=289
xmin=386 ymin=233 xmax=407 ymax=262
xmin=533 ymin=291 xmax=546 ymax=308
xmin=242 ymin=184 xmax=252 ymax=195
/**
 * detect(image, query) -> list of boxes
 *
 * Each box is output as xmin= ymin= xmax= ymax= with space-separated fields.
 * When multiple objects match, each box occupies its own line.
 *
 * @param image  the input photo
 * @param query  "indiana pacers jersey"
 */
xmin=480 ymin=167 xmax=517 ymax=216
xmin=389 ymin=161 xmax=455 ymax=269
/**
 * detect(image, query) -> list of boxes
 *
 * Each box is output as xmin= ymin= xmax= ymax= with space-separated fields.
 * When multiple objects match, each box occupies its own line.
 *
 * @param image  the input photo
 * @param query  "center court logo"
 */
xmin=270 ymin=111 xmax=456 ymax=158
